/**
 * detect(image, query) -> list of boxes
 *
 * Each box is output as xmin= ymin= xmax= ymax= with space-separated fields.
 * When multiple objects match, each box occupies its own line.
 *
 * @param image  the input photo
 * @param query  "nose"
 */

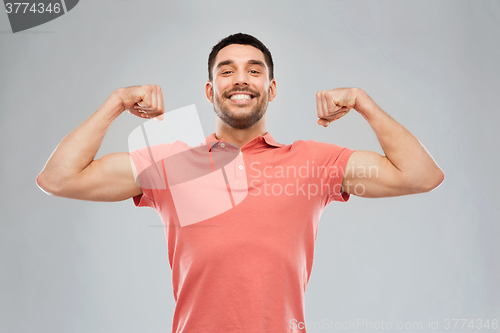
xmin=233 ymin=70 xmax=249 ymax=86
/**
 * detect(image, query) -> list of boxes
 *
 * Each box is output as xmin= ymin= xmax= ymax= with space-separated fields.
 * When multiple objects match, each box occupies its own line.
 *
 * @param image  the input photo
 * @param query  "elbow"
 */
xmin=36 ymin=172 xmax=62 ymax=196
xmin=419 ymin=168 xmax=445 ymax=193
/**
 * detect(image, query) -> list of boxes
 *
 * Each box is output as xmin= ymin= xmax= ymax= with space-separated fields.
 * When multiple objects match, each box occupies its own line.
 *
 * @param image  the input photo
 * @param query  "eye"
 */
xmin=221 ymin=70 xmax=232 ymax=75
xmin=249 ymin=70 xmax=260 ymax=74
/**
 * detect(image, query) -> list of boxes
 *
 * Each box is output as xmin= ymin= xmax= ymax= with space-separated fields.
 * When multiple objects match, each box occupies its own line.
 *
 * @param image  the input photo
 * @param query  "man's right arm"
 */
xmin=36 ymin=85 xmax=164 ymax=202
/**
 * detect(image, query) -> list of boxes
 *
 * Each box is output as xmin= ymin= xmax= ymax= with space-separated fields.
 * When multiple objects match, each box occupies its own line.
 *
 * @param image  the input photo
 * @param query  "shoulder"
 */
xmin=286 ymin=139 xmax=348 ymax=152
xmin=283 ymin=140 xmax=354 ymax=167
xmin=129 ymin=140 xmax=191 ymax=163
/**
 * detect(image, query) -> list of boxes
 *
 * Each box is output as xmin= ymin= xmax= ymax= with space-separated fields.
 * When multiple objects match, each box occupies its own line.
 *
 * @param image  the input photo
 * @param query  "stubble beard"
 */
xmin=213 ymin=88 xmax=270 ymax=130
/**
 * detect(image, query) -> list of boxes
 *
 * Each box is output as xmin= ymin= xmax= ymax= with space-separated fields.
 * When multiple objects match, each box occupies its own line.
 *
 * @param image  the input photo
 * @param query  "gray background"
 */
xmin=1 ymin=0 xmax=499 ymax=332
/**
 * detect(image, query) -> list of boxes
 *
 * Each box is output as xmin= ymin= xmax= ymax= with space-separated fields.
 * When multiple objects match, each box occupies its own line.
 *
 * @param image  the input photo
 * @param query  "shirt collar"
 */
xmin=204 ymin=132 xmax=282 ymax=152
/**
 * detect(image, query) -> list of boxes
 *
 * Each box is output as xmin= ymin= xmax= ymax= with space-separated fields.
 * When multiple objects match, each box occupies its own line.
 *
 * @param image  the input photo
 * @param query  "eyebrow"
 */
xmin=215 ymin=59 xmax=266 ymax=70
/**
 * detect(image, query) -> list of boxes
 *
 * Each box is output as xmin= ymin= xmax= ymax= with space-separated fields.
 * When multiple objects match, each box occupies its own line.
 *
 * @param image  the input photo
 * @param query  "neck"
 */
xmin=215 ymin=116 xmax=267 ymax=148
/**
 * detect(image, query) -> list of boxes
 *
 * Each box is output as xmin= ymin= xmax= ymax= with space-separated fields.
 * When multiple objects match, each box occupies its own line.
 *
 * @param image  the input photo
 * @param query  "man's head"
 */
xmin=207 ymin=33 xmax=274 ymax=82
xmin=205 ymin=33 xmax=277 ymax=130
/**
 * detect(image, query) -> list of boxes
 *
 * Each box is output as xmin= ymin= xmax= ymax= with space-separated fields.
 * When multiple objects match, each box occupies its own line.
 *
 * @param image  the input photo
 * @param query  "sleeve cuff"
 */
xmin=128 ymin=151 xmax=156 ymax=209
xmin=328 ymin=148 xmax=355 ymax=203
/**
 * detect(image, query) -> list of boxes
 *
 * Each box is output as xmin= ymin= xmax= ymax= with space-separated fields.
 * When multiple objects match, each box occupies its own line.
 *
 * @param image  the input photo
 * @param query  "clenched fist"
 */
xmin=114 ymin=85 xmax=165 ymax=121
xmin=316 ymin=87 xmax=360 ymax=127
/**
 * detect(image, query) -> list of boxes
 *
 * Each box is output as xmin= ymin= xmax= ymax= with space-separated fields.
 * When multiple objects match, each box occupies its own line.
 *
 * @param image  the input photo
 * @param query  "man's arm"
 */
xmin=36 ymin=85 xmax=165 ymax=202
xmin=316 ymin=87 xmax=444 ymax=198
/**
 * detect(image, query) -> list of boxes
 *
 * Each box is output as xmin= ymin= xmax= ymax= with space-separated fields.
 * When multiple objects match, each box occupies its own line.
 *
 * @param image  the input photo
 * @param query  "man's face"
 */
xmin=206 ymin=44 xmax=277 ymax=129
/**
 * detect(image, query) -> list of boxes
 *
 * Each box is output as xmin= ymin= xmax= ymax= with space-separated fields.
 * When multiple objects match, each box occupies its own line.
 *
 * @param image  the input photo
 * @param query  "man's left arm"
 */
xmin=316 ymin=87 xmax=444 ymax=198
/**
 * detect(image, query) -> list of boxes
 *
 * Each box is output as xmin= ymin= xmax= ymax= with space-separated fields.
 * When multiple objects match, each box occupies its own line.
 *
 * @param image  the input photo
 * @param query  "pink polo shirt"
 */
xmin=128 ymin=132 xmax=354 ymax=333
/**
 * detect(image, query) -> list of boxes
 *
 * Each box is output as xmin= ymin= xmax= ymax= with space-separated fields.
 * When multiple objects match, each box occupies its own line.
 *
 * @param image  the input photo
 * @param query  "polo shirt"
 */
xmin=128 ymin=132 xmax=354 ymax=333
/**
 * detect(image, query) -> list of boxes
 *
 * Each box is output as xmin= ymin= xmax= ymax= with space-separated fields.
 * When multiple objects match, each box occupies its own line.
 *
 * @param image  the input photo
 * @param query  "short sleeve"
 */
xmin=128 ymin=149 xmax=159 ymax=209
xmin=128 ymin=141 xmax=188 ymax=209
xmin=305 ymin=140 xmax=355 ymax=205
xmin=327 ymin=146 xmax=355 ymax=203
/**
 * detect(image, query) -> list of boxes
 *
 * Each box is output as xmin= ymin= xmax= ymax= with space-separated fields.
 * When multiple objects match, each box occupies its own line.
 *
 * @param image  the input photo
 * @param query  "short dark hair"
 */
xmin=208 ymin=33 xmax=274 ymax=82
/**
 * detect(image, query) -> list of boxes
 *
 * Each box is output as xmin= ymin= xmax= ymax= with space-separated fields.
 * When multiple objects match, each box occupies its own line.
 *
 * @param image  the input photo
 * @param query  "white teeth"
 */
xmin=230 ymin=94 xmax=252 ymax=100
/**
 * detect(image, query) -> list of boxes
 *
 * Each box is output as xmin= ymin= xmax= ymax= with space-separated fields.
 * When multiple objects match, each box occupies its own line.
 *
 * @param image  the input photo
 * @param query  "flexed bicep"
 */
xmin=342 ymin=150 xmax=414 ymax=198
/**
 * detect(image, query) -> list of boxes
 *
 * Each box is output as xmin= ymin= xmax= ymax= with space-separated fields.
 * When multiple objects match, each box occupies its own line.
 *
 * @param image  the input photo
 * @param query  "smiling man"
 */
xmin=37 ymin=33 xmax=444 ymax=332
xmin=206 ymin=39 xmax=277 ymax=147
xmin=209 ymin=48 xmax=273 ymax=131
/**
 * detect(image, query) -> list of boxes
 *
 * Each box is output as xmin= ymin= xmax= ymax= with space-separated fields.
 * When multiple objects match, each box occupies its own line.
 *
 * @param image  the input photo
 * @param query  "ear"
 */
xmin=205 ymin=81 xmax=214 ymax=103
xmin=268 ymin=79 xmax=277 ymax=102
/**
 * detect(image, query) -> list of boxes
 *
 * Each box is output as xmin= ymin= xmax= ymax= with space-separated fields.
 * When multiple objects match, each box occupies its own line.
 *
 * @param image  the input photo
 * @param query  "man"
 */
xmin=37 ymin=33 xmax=444 ymax=332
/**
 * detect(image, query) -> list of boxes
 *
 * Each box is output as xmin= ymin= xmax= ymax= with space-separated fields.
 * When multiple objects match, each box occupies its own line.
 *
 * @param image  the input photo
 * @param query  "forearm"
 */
xmin=354 ymin=88 xmax=444 ymax=188
xmin=37 ymin=92 xmax=124 ymax=190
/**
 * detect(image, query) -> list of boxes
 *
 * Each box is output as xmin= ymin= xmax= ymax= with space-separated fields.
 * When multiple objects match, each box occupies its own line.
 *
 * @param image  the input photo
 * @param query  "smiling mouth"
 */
xmin=228 ymin=93 xmax=255 ymax=101
xmin=227 ymin=93 xmax=256 ymax=104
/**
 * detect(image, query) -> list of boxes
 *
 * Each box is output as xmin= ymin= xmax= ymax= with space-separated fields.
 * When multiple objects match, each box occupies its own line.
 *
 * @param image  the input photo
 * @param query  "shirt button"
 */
xmin=239 ymin=151 xmax=243 ymax=156
xmin=238 ymin=165 xmax=243 ymax=170
xmin=220 ymin=143 xmax=225 ymax=148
